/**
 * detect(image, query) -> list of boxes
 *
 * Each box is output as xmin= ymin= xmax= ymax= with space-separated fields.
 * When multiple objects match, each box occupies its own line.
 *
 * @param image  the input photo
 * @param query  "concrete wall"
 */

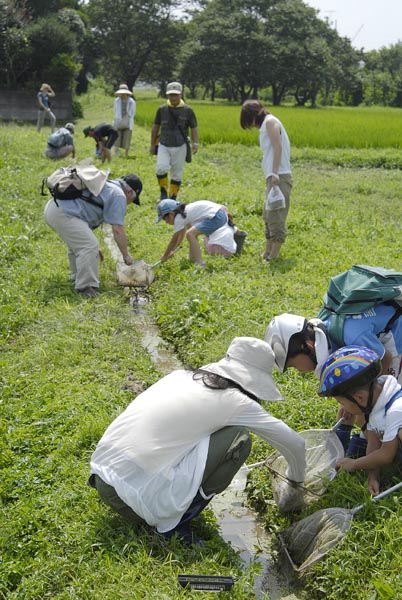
xmin=0 ymin=90 xmax=72 ymax=122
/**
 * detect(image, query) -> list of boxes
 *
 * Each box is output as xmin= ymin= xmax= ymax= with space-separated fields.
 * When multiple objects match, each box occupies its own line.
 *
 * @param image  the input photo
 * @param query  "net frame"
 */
xmin=278 ymin=480 xmax=402 ymax=573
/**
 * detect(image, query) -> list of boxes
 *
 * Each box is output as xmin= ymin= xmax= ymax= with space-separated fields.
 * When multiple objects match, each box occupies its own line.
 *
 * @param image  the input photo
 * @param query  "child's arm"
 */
xmin=336 ymin=431 xmax=398 ymax=472
xmin=161 ymin=230 xmax=186 ymax=262
xmin=367 ymin=469 xmax=381 ymax=496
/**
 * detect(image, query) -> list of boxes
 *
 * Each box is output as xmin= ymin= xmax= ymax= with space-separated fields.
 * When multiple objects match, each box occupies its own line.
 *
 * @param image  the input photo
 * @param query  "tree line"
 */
xmin=1 ymin=0 xmax=402 ymax=107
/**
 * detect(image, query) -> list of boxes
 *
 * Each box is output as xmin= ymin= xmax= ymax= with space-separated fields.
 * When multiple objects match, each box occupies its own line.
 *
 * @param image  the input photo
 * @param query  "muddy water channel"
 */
xmin=103 ymin=228 xmax=304 ymax=600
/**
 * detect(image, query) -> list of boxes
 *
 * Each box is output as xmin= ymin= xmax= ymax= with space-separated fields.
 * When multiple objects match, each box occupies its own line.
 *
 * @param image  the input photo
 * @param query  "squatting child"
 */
xmin=319 ymin=345 xmax=402 ymax=496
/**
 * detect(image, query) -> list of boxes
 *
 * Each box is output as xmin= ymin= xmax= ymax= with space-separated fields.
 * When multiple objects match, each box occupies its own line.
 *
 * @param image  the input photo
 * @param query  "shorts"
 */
xmin=195 ymin=208 xmax=227 ymax=235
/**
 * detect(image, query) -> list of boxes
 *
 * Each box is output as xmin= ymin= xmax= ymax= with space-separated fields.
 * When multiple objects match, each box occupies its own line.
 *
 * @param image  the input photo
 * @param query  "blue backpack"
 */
xmin=317 ymin=264 xmax=402 ymax=347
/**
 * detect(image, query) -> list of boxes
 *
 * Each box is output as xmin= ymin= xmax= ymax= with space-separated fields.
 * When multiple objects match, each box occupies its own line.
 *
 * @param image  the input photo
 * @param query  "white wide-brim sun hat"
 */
xmin=115 ymin=84 xmax=133 ymax=96
xmin=202 ymin=336 xmax=282 ymax=402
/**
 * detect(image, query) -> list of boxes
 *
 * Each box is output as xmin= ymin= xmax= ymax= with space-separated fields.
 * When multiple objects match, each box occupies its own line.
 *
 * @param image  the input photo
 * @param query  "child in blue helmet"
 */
xmin=319 ymin=345 xmax=402 ymax=496
xmin=265 ymin=310 xmax=402 ymax=458
xmin=155 ymin=199 xmax=230 ymax=267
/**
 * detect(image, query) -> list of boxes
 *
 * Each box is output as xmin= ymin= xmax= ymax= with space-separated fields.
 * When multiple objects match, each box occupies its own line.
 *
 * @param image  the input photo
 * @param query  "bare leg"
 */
xmin=186 ymin=228 xmax=206 ymax=266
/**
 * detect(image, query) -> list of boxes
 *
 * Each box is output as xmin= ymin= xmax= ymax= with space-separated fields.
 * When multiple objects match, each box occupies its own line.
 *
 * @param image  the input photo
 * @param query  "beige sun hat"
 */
xmin=202 ymin=336 xmax=283 ymax=402
xmin=115 ymin=84 xmax=133 ymax=96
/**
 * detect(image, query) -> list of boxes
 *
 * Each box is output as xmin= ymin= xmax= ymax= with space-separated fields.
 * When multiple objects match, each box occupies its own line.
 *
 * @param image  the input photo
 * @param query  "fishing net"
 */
xmin=267 ymin=426 xmax=344 ymax=513
xmin=278 ymin=480 xmax=402 ymax=573
xmin=278 ymin=506 xmax=354 ymax=572
xmin=117 ymin=260 xmax=155 ymax=287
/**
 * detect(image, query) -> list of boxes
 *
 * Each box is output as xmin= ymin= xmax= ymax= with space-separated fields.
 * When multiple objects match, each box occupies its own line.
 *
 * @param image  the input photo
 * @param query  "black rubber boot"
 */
xmin=346 ymin=433 xmax=367 ymax=458
xmin=335 ymin=423 xmax=353 ymax=452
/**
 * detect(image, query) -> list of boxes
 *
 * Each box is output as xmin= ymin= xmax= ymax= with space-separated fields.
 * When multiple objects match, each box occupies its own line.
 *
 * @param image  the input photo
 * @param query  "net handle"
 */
xmin=353 ymin=480 xmax=402 ymax=514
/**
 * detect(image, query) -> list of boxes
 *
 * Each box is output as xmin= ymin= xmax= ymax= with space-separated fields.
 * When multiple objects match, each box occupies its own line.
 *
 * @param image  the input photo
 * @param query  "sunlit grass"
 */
xmin=1 ymin=88 xmax=402 ymax=600
xmin=132 ymin=88 xmax=402 ymax=149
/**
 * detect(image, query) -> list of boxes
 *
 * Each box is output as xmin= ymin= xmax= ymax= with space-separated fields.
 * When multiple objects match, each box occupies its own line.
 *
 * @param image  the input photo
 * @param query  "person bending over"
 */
xmin=88 ymin=337 xmax=306 ymax=546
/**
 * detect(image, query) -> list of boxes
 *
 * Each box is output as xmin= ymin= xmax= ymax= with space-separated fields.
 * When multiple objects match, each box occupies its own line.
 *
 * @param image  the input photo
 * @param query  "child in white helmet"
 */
xmin=265 ymin=309 xmax=402 ymax=457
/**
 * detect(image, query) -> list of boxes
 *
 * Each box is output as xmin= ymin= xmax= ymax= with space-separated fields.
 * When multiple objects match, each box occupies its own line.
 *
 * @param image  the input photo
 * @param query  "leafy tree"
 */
xmin=13 ymin=0 xmax=80 ymax=19
xmin=377 ymin=43 xmax=402 ymax=107
xmin=0 ymin=1 xmax=85 ymax=89
xmin=25 ymin=14 xmax=81 ymax=89
xmin=0 ymin=2 xmax=31 ymax=88
xmin=256 ymin=0 xmax=334 ymax=105
xmin=181 ymin=0 xmax=272 ymax=102
xmin=86 ymin=0 xmax=182 ymax=90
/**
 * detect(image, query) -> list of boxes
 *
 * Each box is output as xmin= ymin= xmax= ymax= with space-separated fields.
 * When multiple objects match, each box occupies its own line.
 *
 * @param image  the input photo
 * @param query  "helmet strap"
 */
xmin=301 ymin=341 xmax=317 ymax=366
xmin=345 ymin=380 xmax=375 ymax=422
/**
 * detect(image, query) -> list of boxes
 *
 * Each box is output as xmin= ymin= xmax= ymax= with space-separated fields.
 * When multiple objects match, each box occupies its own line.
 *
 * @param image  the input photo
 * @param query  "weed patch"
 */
xmin=2 ymin=93 xmax=402 ymax=599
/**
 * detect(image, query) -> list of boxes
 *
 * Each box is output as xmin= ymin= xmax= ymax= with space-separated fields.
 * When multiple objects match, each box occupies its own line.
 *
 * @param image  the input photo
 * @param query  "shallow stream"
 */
xmin=103 ymin=227 xmax=304 ymax=599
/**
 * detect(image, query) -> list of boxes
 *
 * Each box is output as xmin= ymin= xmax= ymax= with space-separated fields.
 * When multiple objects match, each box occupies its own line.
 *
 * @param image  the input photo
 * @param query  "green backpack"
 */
xmin=317 ymin=264 xmax=402 ymax=347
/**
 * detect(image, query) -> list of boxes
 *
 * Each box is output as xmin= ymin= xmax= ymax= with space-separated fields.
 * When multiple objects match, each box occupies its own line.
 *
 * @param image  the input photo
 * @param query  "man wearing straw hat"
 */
xmin=36 ymin=83 xmax=56 ymax=133
xmin=113 ymin=83 xmax=136 ymax=157
xmin=88 ymin=337 xmax=306 ymax=545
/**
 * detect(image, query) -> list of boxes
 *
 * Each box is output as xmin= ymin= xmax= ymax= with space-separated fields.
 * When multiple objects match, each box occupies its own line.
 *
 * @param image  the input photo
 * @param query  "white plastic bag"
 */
xmin=265 ymin=185 xmax=285 ymax=211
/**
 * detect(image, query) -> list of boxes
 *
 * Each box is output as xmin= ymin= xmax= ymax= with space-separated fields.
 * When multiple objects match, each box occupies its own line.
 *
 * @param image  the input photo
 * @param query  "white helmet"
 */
xmin=264 ymin=313 xmax=307 ymax=372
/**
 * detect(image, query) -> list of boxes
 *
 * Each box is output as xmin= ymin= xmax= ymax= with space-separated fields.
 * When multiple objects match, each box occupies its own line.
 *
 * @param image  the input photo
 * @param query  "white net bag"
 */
xmin=267 ymin=425 xmax=345 ymax=513
xmin=117 ymin=260 xmax=155 ymax=287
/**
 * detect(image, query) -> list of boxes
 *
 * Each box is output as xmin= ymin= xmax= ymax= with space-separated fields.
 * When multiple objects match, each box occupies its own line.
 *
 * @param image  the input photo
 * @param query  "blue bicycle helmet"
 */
xmin=319 ymin=345 xmax=381 ymax=398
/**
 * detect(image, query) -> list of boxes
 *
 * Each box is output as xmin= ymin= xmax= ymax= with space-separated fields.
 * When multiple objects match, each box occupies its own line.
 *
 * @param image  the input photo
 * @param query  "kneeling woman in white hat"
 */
xmin=89 ymin=337 xmax=306 ymax=546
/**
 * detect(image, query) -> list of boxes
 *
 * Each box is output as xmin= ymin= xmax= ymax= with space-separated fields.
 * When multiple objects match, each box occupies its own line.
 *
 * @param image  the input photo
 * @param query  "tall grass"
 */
xmin=134 ymin=90 xmax=402 ymax=149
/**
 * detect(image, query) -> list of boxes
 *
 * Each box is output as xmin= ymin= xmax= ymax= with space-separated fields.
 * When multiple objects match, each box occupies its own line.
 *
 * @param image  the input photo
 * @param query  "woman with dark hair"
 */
xmin=240 ymin=99 xmax=292 ymax=261
xmin=89 ymin=337 xmax=306 ymax=546
xmin=155 ymin=198 xmax=230 ymax=267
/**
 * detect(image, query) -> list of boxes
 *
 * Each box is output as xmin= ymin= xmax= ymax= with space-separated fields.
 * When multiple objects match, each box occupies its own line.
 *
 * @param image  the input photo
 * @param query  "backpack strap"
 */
xmin=384 ymin=388 xmax=402 ymax=414
xmin=168 ymin=107 xmax=188 ymax=143
xmin=382 ymin=304 xmax=402 ymax=334
xmin=77 ymin=191 xmax=103 ymax=209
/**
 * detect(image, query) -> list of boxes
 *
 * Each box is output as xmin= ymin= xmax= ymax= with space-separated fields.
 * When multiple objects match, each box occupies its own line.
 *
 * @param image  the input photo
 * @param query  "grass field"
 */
xmin=1 ymin=87 xmax=402 ymax=599
xmin=134 ymin=89 xmax=402 ymax=150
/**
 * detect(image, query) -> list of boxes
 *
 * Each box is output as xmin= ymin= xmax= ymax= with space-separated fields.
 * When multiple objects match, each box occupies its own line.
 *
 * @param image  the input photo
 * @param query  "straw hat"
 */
xmin=202 ymin=337 xmax=282 ymax=401
xmin=115 ymin=84 xmax=133 ymax=96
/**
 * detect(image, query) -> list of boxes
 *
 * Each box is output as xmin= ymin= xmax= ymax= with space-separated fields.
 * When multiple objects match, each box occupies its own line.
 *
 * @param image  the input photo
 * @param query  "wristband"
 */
xmin=269 ymin=172 xmax=279 ymax=178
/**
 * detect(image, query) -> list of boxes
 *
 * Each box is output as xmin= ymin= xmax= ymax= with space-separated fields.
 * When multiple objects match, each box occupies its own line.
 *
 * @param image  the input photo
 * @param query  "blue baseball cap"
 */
xmin=155 ymin=199 xmax=180 ymax=223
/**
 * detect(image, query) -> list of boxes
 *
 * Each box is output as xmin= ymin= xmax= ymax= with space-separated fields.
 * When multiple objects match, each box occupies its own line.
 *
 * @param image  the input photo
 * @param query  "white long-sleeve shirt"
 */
xmin=90 ymin=370 xmax=306 ymax=532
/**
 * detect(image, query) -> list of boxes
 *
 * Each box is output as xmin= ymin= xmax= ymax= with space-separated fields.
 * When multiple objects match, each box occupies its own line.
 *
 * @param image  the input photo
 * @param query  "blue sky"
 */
xmin=304 ymin=0 xmax=402 ymax=51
